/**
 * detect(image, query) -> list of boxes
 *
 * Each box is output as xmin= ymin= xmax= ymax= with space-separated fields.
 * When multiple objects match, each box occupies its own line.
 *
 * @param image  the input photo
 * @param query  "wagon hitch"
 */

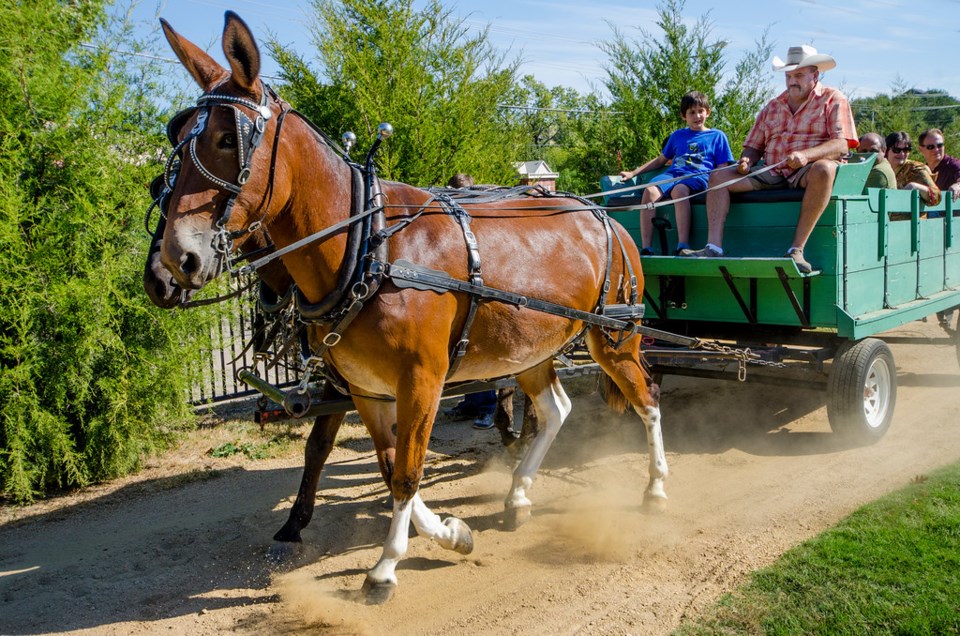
xmin=640 ymin=325 xmax=763 ymax=382
xmin=236 ymin=369 xmax=311 ymax=418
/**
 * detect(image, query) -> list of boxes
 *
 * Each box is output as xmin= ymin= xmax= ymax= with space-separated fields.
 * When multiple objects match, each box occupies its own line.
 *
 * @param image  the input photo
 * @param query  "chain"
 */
xmin=690 ymin=340 xmax=786 ymax=381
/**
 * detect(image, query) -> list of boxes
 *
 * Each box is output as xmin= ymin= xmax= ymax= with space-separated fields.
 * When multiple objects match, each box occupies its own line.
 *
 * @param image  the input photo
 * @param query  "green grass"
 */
xmin=207 ymin=435 xmax=293 ymax=460
xmin=675 ymin=464 xmax=960 ymax=635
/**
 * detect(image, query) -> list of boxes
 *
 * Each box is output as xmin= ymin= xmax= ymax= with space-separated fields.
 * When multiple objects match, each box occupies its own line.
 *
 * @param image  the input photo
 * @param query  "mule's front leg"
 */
xmin=361 ymin=495 xmax=414 ymax=604
xmin=354 ymin=370 xmax=446 ymax=604
xmin=409 ymin=493 xmax=474 ymax=554
xmin=270 ymin=384 xmax=346 ymax=562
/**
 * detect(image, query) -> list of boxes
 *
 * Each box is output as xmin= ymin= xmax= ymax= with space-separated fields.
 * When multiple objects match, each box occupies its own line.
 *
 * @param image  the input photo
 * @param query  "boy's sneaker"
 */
xmin=678 ymin=245 xmax=723 ymax=258
xmin=640 ymin=247 xmax=654 ymax=256
xmin=472 ymin=413 xmax=495 ymax=430
xmin=786 ymin=248 xmax=813 ymax=274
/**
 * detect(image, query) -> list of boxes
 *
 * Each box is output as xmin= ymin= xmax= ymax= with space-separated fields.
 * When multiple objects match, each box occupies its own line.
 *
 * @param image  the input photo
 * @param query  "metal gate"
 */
xmin=190 ymin=275 xmax=301 ymax=405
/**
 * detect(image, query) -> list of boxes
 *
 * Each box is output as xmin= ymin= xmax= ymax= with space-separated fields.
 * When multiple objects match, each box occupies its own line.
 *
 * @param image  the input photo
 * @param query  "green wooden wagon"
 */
xmin=602 ymin=155 xmax=960 ymax=442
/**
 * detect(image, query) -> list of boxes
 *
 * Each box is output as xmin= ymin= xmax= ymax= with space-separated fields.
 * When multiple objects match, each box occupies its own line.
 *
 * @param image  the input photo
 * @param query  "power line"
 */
xmin=499 ymin=104 xmax=622 ymax=115
xmin=78 ymin=43 xmax=284 ymax=82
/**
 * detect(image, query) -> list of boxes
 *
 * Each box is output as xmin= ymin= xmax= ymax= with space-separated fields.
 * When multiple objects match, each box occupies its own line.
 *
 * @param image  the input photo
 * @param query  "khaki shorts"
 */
xmin=748 ymin=163 xmax=814 ymax=190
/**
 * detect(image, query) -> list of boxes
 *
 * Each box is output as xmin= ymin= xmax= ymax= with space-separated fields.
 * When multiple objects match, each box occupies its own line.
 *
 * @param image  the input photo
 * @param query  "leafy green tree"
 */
xmin=498 ymin=75 xmax=598 ymax=190
xmin=852 ymin=84 xmax=959 ymax=143
xmin=0 ymin=0 xmax=204 ymax=502
xmin=549 ymin=93 xmax=624 ymax=194
xmin=267 ymin=0 xmax=525 ymax=186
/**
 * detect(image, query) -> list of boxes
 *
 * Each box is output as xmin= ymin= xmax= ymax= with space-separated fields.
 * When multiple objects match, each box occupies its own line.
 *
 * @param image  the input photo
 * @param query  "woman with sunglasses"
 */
xmin=885 ymin=131 xmax=941 ymax=206
xmin=918 ymin=128 xmax=960 ymax=202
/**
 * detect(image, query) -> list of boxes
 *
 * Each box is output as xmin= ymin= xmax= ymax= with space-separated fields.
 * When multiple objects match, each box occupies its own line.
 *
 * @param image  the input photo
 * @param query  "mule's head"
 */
xmin=159 ymin=12 xmax=281 ymax=290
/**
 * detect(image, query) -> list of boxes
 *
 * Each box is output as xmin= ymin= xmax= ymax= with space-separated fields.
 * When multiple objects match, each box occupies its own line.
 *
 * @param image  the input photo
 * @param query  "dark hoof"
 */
xmin=266 ymin=540 xmax=303 ymax=566
xmin=503 ymin=505 xmax=531 ymax=531
xmin=361 ymin=577 xmax=397 ymax=605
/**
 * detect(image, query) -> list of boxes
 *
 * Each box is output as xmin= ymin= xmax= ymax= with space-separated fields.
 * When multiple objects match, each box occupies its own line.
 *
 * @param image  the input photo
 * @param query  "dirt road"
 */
xmin=2 ymin=319 xmax=960 ymax=635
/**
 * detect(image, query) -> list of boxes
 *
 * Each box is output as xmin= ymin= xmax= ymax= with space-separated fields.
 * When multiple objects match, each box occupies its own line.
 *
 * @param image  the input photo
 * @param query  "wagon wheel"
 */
xmin=827 ymin=338 xmax=896 ymax=443
xmin=953 ymin=318 xmax=960 ymax=370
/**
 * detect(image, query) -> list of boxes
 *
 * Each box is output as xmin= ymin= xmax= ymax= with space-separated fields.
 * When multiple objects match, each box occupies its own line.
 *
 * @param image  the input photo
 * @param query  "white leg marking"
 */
xmin=505 ymin=378 xmax=570 ymax=510
xmin=635 ymin=404 xmax=668 ymax=500
xmin=408 ymin=493 xmax=473 ymax=553
xmin=367 ymin=495 xmax=414 ymax=586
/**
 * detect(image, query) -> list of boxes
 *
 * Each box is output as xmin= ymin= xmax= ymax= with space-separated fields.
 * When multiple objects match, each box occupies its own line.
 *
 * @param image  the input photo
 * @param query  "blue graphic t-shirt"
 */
xmin=662 ymin=128 xmax=735 ymax=178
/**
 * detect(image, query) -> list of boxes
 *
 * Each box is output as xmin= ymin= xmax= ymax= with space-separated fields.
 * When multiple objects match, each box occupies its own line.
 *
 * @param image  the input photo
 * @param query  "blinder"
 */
xmin=166 ymin=107 xmax=198 ymax=147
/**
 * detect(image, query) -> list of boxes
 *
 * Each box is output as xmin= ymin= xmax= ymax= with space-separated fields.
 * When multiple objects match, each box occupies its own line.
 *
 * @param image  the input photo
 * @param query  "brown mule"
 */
xmin=144 ymin=185 xmax=528 ymax=555
xmin=156 ymin=12 xmax=665 ymax=604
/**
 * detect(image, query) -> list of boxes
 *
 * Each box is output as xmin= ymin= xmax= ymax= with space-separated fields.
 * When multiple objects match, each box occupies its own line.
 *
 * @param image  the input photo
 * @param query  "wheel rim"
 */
xmin=863 ymin=356 xmax=892 ymax=429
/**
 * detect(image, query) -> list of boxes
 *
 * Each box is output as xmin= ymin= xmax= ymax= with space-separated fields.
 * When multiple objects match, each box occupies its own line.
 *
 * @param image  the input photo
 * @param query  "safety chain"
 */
xmin=692 ymin=340 xmax=784 ymax=381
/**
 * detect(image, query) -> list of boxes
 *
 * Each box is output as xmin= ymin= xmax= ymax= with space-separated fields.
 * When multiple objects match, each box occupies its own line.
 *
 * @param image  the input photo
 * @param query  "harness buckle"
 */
xmin=351 ymin=281 xmax=370 ymax=300
xmin=322 ymin=332 xmax=342 ymax=347
xmin=213 ymin=228 xmax=233 ymax=255
xmin=238 ymin=167 xmax=251 ymax=185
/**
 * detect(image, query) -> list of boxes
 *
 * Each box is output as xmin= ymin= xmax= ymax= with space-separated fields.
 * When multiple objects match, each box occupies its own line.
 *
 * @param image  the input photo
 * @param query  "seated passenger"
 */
xmin=619 ymin=91 xmax=734 ymax=256
xmin=885 ymin=131 xmax=940 ymax=206
xmin=856 ymin=132 xmax=896 ymax=190
xmin=918 ymin=128 xmax=960 ymax=202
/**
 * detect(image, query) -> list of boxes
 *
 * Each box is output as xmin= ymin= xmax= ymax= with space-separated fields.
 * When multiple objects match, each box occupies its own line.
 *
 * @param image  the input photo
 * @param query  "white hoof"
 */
xmin=642 ymin=493 xmax=668 ymax=514
xmin=361 ymin=576 xmax=397 ymax=605
xmin=441 ymin=516 xmax=474 ymax=555
xmin=503 ymin=505 xmax=531 ymax=531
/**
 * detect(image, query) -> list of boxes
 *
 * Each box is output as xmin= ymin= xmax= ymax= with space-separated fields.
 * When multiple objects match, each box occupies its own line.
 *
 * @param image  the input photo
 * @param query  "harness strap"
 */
xmin=442 ymin=195 xmax=484 ymax=379
xmin=611 ymin=222 xmax=639 ymax=305
xmin=379 ymin=259 xmax=645 ymax=334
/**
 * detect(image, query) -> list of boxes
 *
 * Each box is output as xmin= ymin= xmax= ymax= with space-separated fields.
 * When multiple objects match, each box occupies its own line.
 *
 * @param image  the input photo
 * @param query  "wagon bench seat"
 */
xmin=639 ymin=255 xmax=817 ymax=279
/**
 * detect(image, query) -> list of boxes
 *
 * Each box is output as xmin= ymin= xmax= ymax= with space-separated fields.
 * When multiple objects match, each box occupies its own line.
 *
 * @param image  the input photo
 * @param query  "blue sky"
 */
xmin=127 ymin=0 xmax=960 ymax=101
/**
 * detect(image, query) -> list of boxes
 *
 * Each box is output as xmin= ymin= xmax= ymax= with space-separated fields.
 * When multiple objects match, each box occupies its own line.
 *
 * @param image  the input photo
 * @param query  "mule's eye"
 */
xmin=219 ymin=133 xmax=237 ymax=149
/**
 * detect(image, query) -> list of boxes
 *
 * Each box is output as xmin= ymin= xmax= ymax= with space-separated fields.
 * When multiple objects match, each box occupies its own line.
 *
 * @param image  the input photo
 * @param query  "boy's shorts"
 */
xmin=648 ymin=172 xmax=708 ymax=197
xmin=748 ymin=162 xmax=820 ymax=190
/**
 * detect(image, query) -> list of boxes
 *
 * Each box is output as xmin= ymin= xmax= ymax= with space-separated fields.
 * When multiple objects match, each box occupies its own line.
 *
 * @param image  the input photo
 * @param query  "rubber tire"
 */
xmin=954 ymin=319 xmax=960 ymax=370
xmin=827 ymin=338 xmax=896 ymax=443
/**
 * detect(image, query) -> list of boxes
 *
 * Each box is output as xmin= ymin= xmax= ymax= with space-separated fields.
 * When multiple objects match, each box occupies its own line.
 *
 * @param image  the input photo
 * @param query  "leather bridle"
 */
xmin=162 ymin=81 xmax=280 ymax=265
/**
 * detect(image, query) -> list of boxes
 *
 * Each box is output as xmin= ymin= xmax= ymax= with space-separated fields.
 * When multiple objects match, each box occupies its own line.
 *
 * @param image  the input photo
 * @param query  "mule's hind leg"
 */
xmin=503 ymin=360 xmax=572 ymax=528
xmin=586 ymin=329 xmax=667 ymax=510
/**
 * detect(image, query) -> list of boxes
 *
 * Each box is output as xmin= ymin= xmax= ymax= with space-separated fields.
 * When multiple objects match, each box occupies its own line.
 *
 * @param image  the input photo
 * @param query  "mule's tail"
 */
xmin=598 ymin=353 xmax=659 ymax=414
xmin=600 ymin=374 xmax=631 ymax=414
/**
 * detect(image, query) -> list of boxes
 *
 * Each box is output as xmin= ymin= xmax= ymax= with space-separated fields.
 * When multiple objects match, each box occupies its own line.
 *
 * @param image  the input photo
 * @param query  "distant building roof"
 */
xmin=514 ymin=160 xmax=559 ymax=179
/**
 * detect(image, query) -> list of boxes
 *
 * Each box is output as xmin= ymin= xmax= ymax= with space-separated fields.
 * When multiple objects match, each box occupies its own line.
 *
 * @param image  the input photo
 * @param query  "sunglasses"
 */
xmin=891 ymin=146 xmax=911 ymax=153
xmin=923 ymin=142 xmax=945 ymax=150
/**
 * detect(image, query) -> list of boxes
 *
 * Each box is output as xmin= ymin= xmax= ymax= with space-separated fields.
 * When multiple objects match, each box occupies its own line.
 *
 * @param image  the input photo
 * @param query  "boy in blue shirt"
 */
xmin=619 ymin=91 xmax=734 ymax=255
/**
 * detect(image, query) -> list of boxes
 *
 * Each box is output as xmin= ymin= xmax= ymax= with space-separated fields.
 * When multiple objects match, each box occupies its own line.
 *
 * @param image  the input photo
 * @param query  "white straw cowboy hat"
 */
xmin=771 ymin=45 xmax=837 ymax=72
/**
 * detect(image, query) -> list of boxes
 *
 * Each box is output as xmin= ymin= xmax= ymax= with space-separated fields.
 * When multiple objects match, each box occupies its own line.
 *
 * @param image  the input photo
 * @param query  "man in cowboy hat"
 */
xmin=680 ymin=45 xmax=858 ymax=273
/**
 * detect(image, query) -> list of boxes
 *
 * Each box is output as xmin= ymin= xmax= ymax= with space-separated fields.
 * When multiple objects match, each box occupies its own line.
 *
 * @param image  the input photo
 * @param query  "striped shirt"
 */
xmin=744 ymin=83 xmax=858 ymax=178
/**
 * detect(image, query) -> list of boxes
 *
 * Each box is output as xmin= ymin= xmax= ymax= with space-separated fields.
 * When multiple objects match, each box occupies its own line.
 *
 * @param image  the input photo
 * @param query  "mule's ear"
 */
xmin=222 ymin=11 xmax=260 ymax=93
xmin=160 ymin=18 xmax=228 ymax=91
